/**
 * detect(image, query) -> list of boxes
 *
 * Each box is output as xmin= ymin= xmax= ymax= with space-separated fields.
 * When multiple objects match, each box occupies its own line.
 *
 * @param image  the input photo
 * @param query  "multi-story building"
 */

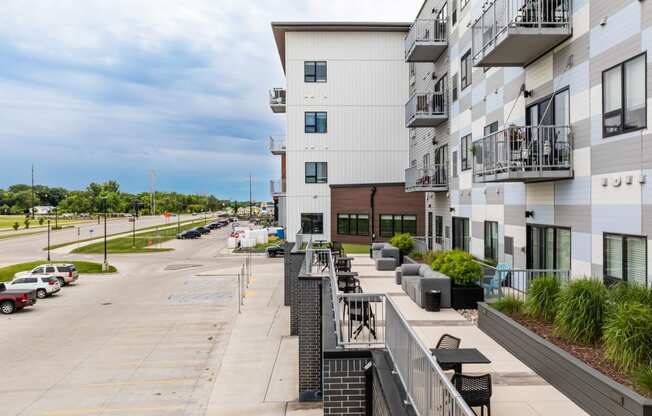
xmin=407 ymin=0 xmax=651 ymax=287
xmin=269 ymin=22 xmax=426 ymax=244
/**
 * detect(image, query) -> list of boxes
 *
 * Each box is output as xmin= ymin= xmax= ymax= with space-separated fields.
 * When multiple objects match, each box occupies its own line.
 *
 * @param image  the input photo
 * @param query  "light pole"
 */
xmin=47 ymin=220 xmax=51 ymax=262
xmin=54 ymin=207 xmax=58 ymax=229
xmin=131 ymin=200 xmax=140 ymax=249
xmin=101 ymin=197 xmax=108 ymax=272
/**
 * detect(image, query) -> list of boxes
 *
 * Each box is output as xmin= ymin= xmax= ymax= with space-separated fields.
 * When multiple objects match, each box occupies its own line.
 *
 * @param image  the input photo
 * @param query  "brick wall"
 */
xmin=297 ymin=275 xmax=322 ymax=400
xmin=288 ymin=250 xmax=304 ymax=336
xmin=323 ymin=357 xmax=371 ymax=416
xmin=283 ymin=242 xmax=293 ymax=307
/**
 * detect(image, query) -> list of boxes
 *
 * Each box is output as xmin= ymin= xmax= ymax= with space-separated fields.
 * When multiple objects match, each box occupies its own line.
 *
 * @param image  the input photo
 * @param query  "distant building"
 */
xmin=33 ymin=206 xmax=55 ymax=215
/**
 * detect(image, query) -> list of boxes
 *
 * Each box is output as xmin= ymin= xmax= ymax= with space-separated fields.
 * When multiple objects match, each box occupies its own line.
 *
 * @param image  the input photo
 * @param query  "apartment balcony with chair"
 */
xmin=268 ymin=136 xmax=286 ymax=155
xmin=270 ymin=179 xmax=286 ymax=197
xmin=473 ymin=125 xmax=573 ymax=183
xmin=405 ymin=92 xmax=448 ymax=128
xmin=269 ymin=88 xmax=286 ymax=113
xmin=405 ymin=165 xmax=448 ymax=193
xmin=472 ymin=0 xmax=572 ymax=67
xmin=405 ymin=19 xmax=447 ymax=62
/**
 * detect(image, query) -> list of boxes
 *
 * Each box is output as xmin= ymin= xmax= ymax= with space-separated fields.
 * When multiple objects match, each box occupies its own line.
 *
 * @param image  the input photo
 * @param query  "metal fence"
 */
xmin=268 ymin=136 xmax=286 ymax=153
xmin=405 ymin=19 xmax=447 ymax=56
xmin=405 ymin=166 xmax=448 ymax=192
xmin=237 ymin=252 xmax=253 ymax=314
xmin=270 ymin=179 xmax=286 ymax=196
xmin=412 ymin=236 xmax=451 ymax=254
xmin=473 ymin=125 xmax=573 ymax=180
xmin=477 ymin=261 xmax=571 ymax=302
xmin=406 ymin=92 xmax=448 ymax=125
xmin=386 ymin=297 xmax=475 ymax=416
xmin=472 ymin=0 xmax=572 ymax=63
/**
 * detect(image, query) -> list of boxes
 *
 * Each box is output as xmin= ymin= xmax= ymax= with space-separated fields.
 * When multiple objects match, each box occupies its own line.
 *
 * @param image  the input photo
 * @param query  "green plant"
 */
xmin=492 ymin=296 xmax=524 ymax=315
xmin=24 ymin=218 xmax=30 ymax=229
xmin=603 ymin=301 xmax=652 ymax=372
xmin=38 ymin=217 xmax=44 ymax=226
xmin=12 ymin=222 xmax=19 ymax=231
xmin=637 ymin=366 xmax=652 ymax=393
xmin=423 ymin=250 xmax=441 ymax=266
xmin=432 ymin=250 xmax=482 ymax=286
xmin=409 ymin=250 xmax=423 ymax=261
xmin=609 ymin=282 xmax=652 ymax=309
xmin=555 ymin=279 xmax=608 ymax=345
xmin=390 ymin=233 xmax=414 ymax=253
xmin=526 ymin=276 xmax=561 ymax=322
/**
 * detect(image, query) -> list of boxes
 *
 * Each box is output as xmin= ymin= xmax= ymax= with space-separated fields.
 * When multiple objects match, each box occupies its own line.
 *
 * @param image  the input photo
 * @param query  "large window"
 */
xmin=451 ymin=0 xmax=458 ymax=26
xmin=337 ymin=214 xmax=369 ymax=236
xmin=305 ymin=112 xmax=327 ymax=133
xmin=435 ymin=216 xmax=443 ymax=238
xmin=451 ymin=73 xmax=458 ymax=102
xmin=301 ymin=213 xmax=323 ymax=234
xmin=380 ymin=214 xmax=417 ymax=237
xmin=604 ymin=233 xmax=648 ymax=286
xmin=452 ymin=150 xmax=458 ymax=178
xmin=484 ymin=221 xmax=499 ymax=262
xmin=527 ymin=225 xmax=571 ymax=270
xmin=305 ymin=162 xmax=327 ymax=183
xmin=304 ymin=61 xmax=327 ymax=83
xmin=460 ymin=134 xmax=472 ymax=171
xmin=461 ymin=50 xmax=472 ymax=90
xmin=603 ymin=53 xmax=646 ymax=137
xmin=452 ymin=217 xmax=470 ymax=252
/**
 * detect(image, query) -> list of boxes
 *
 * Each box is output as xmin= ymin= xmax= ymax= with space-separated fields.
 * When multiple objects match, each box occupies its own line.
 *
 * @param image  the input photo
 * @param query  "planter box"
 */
xmin=451 ymin=285 xmax=484 ymax=309
xmin=478 ymin=303 xmax=652 ymax=416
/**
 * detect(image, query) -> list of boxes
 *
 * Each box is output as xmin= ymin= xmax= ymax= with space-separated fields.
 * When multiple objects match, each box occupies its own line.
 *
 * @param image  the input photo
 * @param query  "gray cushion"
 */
xmin=381 ymin=247 xmax=400 ymax=262
xmin=371 ymin=243 xmax=386 ymax=251
xmin=401 ymin=263 xmax=421 ymax=276
xmin=376 ymin=258 xmax=397 ymax=271
xmin=417 ymin=276 xmax=451 ymax=308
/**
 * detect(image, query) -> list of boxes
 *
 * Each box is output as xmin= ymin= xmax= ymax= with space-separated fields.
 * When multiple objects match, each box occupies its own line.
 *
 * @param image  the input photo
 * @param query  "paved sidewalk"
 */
xmin=351 ymin=254 xmax=587 ymax=416
xmin=205 ymin=259 xmax=322 ymax=416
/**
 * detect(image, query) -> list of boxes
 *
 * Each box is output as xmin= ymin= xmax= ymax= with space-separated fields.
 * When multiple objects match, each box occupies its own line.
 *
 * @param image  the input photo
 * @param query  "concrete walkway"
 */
xmin=352 ymin=254 xmax=587 ymax=416
xmin=205 ymin=259 xmax=322 ymax=416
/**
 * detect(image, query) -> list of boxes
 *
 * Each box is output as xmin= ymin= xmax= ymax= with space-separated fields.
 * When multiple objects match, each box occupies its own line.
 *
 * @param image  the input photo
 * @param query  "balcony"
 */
xmin=405 ymin=166 xmax=448 ymax=192
xmin=405 ymin=92 xmax=448 ymax=128
xmin=270 ymin=179 xmax=286 ymax=197
xmin=268 ymin=136 xmax=286 ymax=155
xmin=473 ymin=125 xmax=573 ymax=183
xmin=405 ymin=19 xmax=447 ymax=62
xmin=472 ymin=0 xmax=572 ymax=67
xmin=269 ymin=88 xmax=286 ymax=113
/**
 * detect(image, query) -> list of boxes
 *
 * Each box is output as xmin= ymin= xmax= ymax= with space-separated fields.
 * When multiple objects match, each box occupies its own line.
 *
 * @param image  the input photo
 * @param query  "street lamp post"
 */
xmin=47 ymin=220 xmax=51 ymax=262
xmin=54 ymin=207 xmax=58 ymax=229
xmin=101 ymin=197 xmax=108 ymax=272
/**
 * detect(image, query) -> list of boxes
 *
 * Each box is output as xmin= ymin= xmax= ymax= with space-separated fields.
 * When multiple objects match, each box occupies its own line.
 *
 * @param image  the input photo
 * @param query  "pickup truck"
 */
xmin=0 ymin=283 xmax=37 ymax=315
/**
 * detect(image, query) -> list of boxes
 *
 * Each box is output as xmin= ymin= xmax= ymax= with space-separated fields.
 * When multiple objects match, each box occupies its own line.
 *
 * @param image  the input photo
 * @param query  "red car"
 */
xmin=0 ymin=283 xmax=37 ymax=314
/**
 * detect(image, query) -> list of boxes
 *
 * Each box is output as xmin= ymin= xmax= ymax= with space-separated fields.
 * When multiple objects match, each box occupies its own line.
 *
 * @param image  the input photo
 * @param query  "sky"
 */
xmin=0 ymin=0 xmax=422 ymax=201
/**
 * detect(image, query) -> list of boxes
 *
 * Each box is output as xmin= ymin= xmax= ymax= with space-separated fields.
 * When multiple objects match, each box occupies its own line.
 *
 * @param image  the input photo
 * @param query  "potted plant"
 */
xmin=390 ymin=233 xmax=414 ymax=265
xmin=432 ymin=250 xmax=484 ymax=309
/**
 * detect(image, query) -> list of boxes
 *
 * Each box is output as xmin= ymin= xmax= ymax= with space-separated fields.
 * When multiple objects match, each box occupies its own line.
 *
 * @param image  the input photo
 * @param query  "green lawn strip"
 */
xmin=235 ymin=239 xmax=285 ymax=253
xmin=72 ymin=219 xmax=211 ymax=254
xmin=0 ymin=261 xmax=117 ymax=283
xmin=47 ymin=217 xmax=215 ymax=251
xmin=342 ymin=243 xmax=371 ymax=255
xmin=0 ymin=216 xmax=90 ymax=231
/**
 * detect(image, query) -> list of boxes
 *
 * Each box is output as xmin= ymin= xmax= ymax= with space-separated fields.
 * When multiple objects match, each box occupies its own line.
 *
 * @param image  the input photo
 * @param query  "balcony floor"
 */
xmin=474 ymin=27 xmax=571 ymax=67
xmin=406 ymin=42 xmax=447 ymax=63
xmin=406 ymin=114 xmax=448 ymax=128
xmin=270 ymin=104 xmax=286 ymax=113
xmin=405 ymin=185 xmax=448 ymax=193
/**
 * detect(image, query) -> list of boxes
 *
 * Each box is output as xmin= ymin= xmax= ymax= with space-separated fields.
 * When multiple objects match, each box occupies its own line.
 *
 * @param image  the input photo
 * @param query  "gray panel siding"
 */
xmin=642 ymin=205 xmax=652 ymax=237
xmin=589 ymin=35 xmax=641 ymax=87
xmin=555 ymin=205 xmax=592 ymax=233
xmin=592 ymin=136 xmax=647 ymax=175
xmin=504 ymin=205 xmax=526 ymax=226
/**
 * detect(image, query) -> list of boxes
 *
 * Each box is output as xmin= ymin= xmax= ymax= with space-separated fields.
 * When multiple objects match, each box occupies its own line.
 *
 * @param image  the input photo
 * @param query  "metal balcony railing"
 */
xmin=472 ymin=0 xmax=572 ymax=67
xmin=473 ymin=125 xmax=573 ymax=183
xmin=405 ymin=19 xmax=448 ymax=62
xmin=405 ymin=165 xmax=448 ymax=192
xmin=476 ymin=261 xmax=571 ymax=302
xmin=269 ymin=88 xmax=286 ymax=113
xmin=270 ymin=179 xmax=286 ymax=196
xmin=268 ymin=136 xmax=286 ymax=154
xmin=412 ymin=236 xmax=452 ymax=253
xmin=405 ymin=92 xmax=448 ymax=128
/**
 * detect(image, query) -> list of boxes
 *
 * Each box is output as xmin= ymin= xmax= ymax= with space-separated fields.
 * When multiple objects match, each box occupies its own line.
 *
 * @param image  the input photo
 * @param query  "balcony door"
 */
xmin=526 ymin=88 xmax=570 ymax=169
xmin=527 ymin=225 xmax=571 ymax=270
xmin=434 ymin=75 xmax=447 ymax=114
xmin=452 ymin=217 xmax=469 ymax=252
xmin=434 ymin=144 xmax=448 ymax=184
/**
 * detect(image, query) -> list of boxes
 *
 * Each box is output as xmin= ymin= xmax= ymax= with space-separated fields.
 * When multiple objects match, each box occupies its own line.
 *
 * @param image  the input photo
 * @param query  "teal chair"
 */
xmin=481 ymin=263 xmax=510 ymax=297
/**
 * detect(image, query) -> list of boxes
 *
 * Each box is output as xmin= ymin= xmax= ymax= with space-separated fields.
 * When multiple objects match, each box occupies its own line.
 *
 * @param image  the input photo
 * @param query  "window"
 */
xmin=451 ymin=0 xmax=457 ymax=25
xmin=305 ymin=162 xmax=328 ymax=183
xmin=484 ymin=221 xmax=499 ymax=262
xmin=410 ymin=63 xmax=416 ymax=85
xmin=604 ymin=233 xmax=647 ymax=286
xmin=46 ymin=266 xmax=55 ymax=273
xmin=484 ymin=122 xmax=498 ymax=136
xmin=602 ymin=53 xmax=647 ymax=137
xmin=337 ymin=214 xmax=369 ymax=236
xmin=461 ymin=50 xmax=472 ymax=90
xmin=460 ymin=0 xmax=469 ymax=9
xmin=305 ymin=112 xmax=327 ymax=133
xmin=527 ymin=225 xmax=571 ymax=270
xmin=423 ymin=153 xmax=430 ymax=168
xmin=435 ymin=216 xmax=443 ymax=238
xmin=301 ymin=213 xmax=324 ymax=234
xmin=452 ymin=217 xmax=470 ymax=252
xmin=460 ymin=134 xmax=472 ymax=171
xmin=380 ymin=214 xmax=417 ymax=237
xmin=32 ymin=267 xmax=44 ymax=274
xmin=437 ymin=2 xmax=448 ymax=21
xmin=452 ymin=74 xmax=458 ymax=102
xmin=452 ymin=150 xmax=458 ymax=178
xmin=304 ymin=61 xmax=327 ymax=83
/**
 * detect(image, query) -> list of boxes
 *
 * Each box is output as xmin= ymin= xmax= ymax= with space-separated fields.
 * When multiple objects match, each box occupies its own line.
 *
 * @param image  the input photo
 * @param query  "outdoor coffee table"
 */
xmin=429 ymin=348 xmax=491 ymax=374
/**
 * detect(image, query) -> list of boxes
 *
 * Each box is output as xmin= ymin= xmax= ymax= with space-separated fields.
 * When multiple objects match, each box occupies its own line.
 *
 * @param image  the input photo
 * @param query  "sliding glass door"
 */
xmin=527 ymin=225 xmax=571 ymax=270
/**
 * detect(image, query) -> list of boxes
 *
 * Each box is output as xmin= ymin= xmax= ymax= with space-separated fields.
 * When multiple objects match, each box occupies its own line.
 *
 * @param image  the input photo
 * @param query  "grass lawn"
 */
xmin=342 ymin=243 xmax=371 ymax=255
xmin=72 ymin=219 xmax=210 ymax=254
xmin=0 ymin=215 xmax=89 ymax=231
xmin=235 ymin=238 xmax=284 ymax=253
xmin=0 ymin=260 xmax=117 ymax=283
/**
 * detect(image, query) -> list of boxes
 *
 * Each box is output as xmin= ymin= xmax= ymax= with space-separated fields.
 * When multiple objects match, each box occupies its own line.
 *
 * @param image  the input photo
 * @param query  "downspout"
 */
xmin=370 ymin=186 xmax=377 ymax=244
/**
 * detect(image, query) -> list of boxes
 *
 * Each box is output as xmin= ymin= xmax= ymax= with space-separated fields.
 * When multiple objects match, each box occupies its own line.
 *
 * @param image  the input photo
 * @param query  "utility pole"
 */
xmin=149 ymin=170 xmax=157 ymax=215
xmin=101 ymin=197 xmax=108 ymax=272
xmin=249 ymin=172 xmax=253 ymax=218
xmin=30 ymin=165 xmax=35 ymax=219
xmin=47 ymin=220 xmax=51 ymax=262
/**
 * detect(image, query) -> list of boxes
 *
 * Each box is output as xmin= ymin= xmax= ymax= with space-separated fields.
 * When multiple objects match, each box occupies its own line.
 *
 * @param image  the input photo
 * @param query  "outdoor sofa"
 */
xmin=397 ymin=263 xmax=451 ymax=309
xmin=370 ymin=243 xmax=400 ymax=271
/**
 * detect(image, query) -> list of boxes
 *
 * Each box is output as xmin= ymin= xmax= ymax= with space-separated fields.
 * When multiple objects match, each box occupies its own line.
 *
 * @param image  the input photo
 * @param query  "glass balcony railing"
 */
xmin=405 ymin=92 xmax=448 ymax=128
xmin=405 ymin=165 xmax=448 ymax=192
xmin=270 ymin=179 xmax=286 ymax=197
xmin=269 ymin=88 xmax=286 ymax=113
xmin=405 ymin=19 xmax=448 ymax=62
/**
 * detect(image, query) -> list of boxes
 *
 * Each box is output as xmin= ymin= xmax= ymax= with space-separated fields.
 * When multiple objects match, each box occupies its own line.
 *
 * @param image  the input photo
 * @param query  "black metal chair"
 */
xmin=451 ymin=373 xmax=492 ymax=416
xmin=436 ymin=334 xmax=461 ymax=371
xmin=345 ymin=286 xmax=377 ymax=340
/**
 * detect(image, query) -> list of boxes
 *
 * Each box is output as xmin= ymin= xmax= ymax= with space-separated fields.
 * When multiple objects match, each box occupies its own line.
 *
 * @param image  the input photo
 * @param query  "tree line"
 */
xmin=0 ymin=181 xmax=231 ymax=215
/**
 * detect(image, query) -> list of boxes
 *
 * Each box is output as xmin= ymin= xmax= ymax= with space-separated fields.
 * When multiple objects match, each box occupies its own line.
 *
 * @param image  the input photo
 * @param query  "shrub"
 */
xmin=38 ymin=217 xmax=44 ymax=226
xmin=492 ymin=296 xmax=524 ymax=316
xmin=390 ymin=233 xmax=414 ymax=253
xmin=603 ymin=301 xmax=652 ymax=372
xmin=23 ymin=218 xmax=30 ymax=229
xmin=555 ymin=279 xmax=608 ymax=345
xmin=423 ymin=250 xmax=441 ymax=266
xmin=609 ymin=282 xmax=652 ymax=309
xmin=12 ymin=222 xmax=19 ymax=231
xmin=409 ymin=250 xmax=423 ymax=261
xmin=526 ymin=276 xmax=561 ymax=322
xmin=432 ymin=250 xmax=482 ymax=287
xmin=637 ymin=366 xmax=652 ymax=393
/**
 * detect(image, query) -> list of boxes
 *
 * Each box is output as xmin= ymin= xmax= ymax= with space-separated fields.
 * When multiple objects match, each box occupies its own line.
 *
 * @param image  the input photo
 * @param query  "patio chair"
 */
xmin=452 ymin=373 xmax=492 ymax=416
xmin=436 ymin=333 xmax=461 ymax=371
xmin=345 ymin=286 xmax=377 ymax=340
xmin=481 ymin=263 xmax=510 ymax=298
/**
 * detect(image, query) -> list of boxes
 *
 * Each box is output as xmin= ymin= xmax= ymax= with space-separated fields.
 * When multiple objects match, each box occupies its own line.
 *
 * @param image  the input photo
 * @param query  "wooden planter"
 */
xmin=451 ymin=285 xmax=484 ymax=309
xmin=478 ymin=303 xmax=652 ymax=416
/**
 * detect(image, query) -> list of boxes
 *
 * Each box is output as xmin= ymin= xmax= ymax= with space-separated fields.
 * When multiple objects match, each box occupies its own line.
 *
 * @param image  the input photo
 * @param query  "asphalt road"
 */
xmin=0 ymin=224 xmax=265 ymax=416
xmin=0 ymin=214 xmax=216 ymax=267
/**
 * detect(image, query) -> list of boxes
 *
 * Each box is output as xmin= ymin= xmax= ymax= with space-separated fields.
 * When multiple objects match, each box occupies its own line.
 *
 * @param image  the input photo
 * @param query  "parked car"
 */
xmin=15 ymin=264 xmax=79 ymax=287
xmin=7 ymin=276 xmax=60 ymax=299
xmin=0 ymin=283 xmax=37 ymax=314
xmin=266 ymin=245 xmax=285 ymax=258
xmin=177 ymin=230 xmax=201 ymax=239
xmin=195 ymin=226 xmax=210 ymax=235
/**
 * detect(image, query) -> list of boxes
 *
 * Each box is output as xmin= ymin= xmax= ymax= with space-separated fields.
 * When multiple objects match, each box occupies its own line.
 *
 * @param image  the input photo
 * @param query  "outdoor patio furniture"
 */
xmin=480 ymin=263 xmax=510 ymax=298
xmin=435 ymin=334 xmax=461 ymax=371
xmin=344 ymin=286 xmax=378 ymax=340
xmin=371 ymin=243 xmax=400 ymax=270
xmin=337 ymin=272 xmax=360 ymax=294
xmin=399 ymin=263 xmax=451 ymax=309
xmin=430 ymin=348 xmax=491 ymax=374
xmin=451 ymin=373 xmax=492 ymax=416
xmin=335 ymin=256 xmax=353 ymax=272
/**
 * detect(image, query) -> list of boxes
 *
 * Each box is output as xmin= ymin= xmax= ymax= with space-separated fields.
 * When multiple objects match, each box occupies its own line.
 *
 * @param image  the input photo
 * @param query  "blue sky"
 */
xmin=0 ymin=0 xmax=420 ymax=201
